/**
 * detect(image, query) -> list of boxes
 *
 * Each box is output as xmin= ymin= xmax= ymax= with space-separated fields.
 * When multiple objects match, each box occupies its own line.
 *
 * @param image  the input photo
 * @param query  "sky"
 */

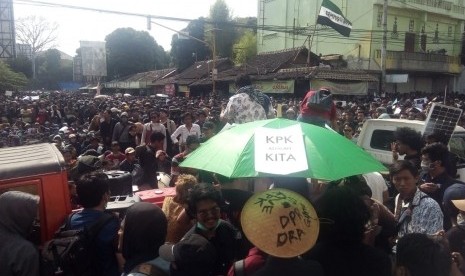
xmin=13 ymin=0 xmax=258 ymax=56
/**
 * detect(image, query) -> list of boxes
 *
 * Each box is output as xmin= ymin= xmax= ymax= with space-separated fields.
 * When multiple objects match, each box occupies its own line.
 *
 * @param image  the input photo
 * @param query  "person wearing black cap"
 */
xmin=200 ymin=121 xmax=216 ymax=143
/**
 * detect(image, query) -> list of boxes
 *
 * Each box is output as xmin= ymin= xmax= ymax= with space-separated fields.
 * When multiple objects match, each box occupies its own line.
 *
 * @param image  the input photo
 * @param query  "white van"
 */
xmin=357 ymin=119 xmax=465 ymax=181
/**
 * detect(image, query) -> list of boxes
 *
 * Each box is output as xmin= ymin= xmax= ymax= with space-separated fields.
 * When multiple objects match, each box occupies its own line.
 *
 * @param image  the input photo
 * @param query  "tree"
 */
xmin=106 ymin=28 xmax=169 ymax=79
xmin=208 ymin=0 xmax=236 ymax=59
xmin=0 ymin=61 xmax=28 ymax=92
xmin=170 ymin=18 xmax=210 ymax=69
xmin=233 ymin=30 xmax=257 ymax=64
xmin=7 ymin=55 xmax=33 ymax=78
xmin=15 ymin=16 xmax=58 ymax=79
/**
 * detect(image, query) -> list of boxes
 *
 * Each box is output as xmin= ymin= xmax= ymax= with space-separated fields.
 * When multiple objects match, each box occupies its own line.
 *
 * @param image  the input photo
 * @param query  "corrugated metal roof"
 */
xmin=0 ymin=143 xmax=65 ymax=181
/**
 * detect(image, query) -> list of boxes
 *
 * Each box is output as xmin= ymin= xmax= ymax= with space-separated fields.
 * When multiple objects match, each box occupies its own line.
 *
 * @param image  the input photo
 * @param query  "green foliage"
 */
xmin=233 ymin=31 xmax=257 ymax=64
xmin=0 ymin=61 xmax=28 ymax=92
xmin=170 ymin=19 xmax=210 ymax=70
xmin=208 ymin=0 xmax=236 ymax=59
xmin=106 ymin=28 xmax=169 ymax=79
xmin=7 ymin=55 xmax=33 ymax=78
xmin=31 ymin=49 xmax=73 ymax=90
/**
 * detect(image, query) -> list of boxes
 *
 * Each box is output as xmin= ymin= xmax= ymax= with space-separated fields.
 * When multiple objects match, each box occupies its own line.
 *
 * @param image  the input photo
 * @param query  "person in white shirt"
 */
xmin=171 ymin=112 xmax=201 ymax=153
xmin=140 ymin=111 xmax=167 ymax=151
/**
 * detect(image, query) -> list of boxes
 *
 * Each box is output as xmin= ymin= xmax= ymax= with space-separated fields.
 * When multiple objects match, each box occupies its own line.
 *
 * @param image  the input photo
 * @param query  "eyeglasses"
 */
xmin=197 ymin=206 xmax=221 ymax=218
xmin=343 ymin=129 xmax=352 ymax=132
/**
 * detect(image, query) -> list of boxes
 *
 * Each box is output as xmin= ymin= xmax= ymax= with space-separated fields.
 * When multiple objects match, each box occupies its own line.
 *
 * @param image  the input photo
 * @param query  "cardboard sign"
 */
xmin=254 ymin=124 xmax=308 ymax=175
xmin=240 ymin=189 xmax=319 ymax=258
xmin=414 ymin=98 xmax=427 ymax=110
xmin=5 ymin=91 xmax=13 ymax=96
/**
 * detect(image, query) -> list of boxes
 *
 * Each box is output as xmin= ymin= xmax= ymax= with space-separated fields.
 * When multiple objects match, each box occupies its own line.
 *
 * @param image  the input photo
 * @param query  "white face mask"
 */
xmin=420 ymin=161 xmax=435 ymax=172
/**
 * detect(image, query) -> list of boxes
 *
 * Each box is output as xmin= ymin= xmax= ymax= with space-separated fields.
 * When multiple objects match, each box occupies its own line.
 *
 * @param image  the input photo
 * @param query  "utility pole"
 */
xmin=212 ymin=29 xmax=217 ymax=96
xmin=381 ymin=0 xmax=388 ymax=96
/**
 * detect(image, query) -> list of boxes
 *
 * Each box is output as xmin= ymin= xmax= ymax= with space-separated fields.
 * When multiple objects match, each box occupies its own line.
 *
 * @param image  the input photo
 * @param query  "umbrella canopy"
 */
xmin=180 ymin=118 xmax=386 ymax=180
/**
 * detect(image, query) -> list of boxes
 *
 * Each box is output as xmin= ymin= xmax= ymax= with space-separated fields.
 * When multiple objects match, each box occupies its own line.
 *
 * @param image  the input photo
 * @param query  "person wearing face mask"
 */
xmin=160 ymin=183 xmax=242 ymax=276
xmin=112 ymin=112 xmax=132 ymax=152
xmin=420 ymin=142 xmax=465 ymax=230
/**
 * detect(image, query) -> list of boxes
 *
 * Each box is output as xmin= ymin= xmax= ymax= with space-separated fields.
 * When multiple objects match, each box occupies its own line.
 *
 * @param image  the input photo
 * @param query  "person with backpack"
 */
xmin=0 ymin=191 xmax=40 ymax=276
xmin=68 ymin=172 xmax=120 ymax=275
xmin=298 ymin=87 xmax=337 ymax=129
xmin=390 ymin=160 xmax=443 ymax=239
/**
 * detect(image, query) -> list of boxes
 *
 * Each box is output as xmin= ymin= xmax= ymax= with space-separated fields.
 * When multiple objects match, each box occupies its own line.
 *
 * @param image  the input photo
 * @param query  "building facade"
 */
xmin=257 ymin=0 xmax=465 ymax=93
xmin=0 ymin=0 xmax=15 ymax=60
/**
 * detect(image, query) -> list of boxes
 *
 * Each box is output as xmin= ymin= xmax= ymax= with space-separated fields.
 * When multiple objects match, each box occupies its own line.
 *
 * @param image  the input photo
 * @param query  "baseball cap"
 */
xmin=159 ymin=234 xmax=217 ymax=266
xmin=125 ymin=147 xmax=135 ymax=154
xmin=121 ymin=112 xmax=128 ymax=117
xmin=69 ymin=134 xmax=77 ymax=138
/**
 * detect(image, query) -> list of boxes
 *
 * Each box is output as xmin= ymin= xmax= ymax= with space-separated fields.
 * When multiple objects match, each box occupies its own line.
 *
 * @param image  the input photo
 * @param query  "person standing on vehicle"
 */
xmin=297 ymin=87 xmax=337 ymax=129
xmin=0 ymin=191 xmax=40 ymax=276
xmin=220 ymin=74 xmax=275 ymax=124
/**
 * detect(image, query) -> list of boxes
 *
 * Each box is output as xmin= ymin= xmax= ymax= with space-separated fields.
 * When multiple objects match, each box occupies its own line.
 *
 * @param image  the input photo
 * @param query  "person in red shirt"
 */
xmin=298 ymin=88 xmax=337 ymax=129
xmin=105 ymin=141 xmax=126 ymax=170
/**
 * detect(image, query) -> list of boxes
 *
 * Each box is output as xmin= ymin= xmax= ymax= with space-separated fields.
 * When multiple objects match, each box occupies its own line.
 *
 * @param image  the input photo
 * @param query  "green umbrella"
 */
xmin=180 ymin=118 xmax=386 ymax=180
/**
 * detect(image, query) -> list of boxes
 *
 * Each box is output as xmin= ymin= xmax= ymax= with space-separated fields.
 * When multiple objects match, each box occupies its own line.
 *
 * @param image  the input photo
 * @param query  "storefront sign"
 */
xmin=311 ymin=80 xmax=368 ymax=95
xmin=229 ymin=80 xmax=294 ymax=94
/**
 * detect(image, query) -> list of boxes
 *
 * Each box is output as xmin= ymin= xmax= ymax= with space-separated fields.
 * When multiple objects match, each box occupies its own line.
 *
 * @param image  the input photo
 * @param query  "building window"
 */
xmin=448 ymin=25 xmax=453 ymax=37
xmin=377 ymin=12 xmax=382 ymax=27
xmin=391 ymin=17 xmax=399 ymax=39
xmin=409 ymin=19 xmax=414 ymax=32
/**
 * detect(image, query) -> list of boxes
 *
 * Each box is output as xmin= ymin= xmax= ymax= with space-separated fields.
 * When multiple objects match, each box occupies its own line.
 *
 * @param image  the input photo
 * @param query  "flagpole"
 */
xmin=307 ymin=0 xmax=324 ymax=67
xmin=307 ymin=25 xmax=318 ymax=66
xmin=381 ymin=0 xmax=388 ymax=97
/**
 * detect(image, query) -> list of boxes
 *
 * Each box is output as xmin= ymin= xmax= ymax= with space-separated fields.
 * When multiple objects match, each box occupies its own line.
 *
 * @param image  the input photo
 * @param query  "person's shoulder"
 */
xmin=218 ymin=220 xmax=242 ymax=239
xmin=230 ymin=93 xmax=246 ymax=100
xmin=419 ymin=193 xmax=441 ymax=209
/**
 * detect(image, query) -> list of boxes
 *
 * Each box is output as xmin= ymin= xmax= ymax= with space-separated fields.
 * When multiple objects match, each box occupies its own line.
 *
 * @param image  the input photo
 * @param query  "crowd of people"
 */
xmin=2 ymin=74 xmax=465 ymax=275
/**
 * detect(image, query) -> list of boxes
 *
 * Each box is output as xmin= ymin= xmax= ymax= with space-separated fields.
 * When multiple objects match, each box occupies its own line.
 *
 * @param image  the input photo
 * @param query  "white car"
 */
xmin=357 ymin=119 xmax=465 ymax=181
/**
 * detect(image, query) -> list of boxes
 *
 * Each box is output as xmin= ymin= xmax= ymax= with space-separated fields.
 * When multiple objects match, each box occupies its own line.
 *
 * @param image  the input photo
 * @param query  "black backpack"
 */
xmin=41 ymin=212 xmax=114 ymax=276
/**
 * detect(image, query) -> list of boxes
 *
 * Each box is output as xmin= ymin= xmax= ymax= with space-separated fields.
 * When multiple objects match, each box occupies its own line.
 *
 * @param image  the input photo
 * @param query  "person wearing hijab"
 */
xmin=0 ymin=191 xmax=40 ymax=276
xmin=120 ymin=202 xmax=168 ymax=275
